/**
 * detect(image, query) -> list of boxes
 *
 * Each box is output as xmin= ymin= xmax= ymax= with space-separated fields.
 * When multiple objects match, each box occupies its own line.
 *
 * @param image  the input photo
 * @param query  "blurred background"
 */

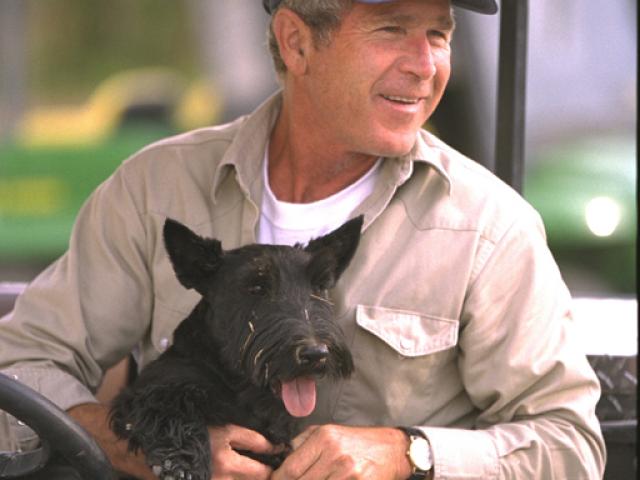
xmin=0 ymin=0 xmax=637 ymax=475
xmin=0 ymin=0 xmax=635 ymax=296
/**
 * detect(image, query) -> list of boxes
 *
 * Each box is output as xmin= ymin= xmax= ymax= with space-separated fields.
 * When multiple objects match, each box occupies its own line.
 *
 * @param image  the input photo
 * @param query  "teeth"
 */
xmin=383 ymin=95 xmax=419 ymax=104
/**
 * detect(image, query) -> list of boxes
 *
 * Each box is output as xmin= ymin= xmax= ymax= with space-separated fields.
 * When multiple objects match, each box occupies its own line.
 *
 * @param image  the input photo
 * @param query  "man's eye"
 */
xmin=428 ymin=30 xmax=450 ymax=43
xmin=380 ymin=25 xmax=405 ymax=34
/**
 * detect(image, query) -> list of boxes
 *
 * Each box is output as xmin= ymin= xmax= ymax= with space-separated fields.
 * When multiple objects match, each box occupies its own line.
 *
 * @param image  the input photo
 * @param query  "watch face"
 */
xmin=409 ymin=437 xmax=433 ymax=471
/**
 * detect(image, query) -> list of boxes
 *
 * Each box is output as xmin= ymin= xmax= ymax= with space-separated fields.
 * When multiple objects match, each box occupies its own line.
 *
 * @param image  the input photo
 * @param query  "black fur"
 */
xmin=109 ymin=216 xmax=363 ymax=480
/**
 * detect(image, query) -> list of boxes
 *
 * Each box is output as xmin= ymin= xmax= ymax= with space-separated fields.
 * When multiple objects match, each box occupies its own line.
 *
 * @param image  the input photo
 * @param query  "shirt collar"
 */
xmin=212 ymin=91 xmax=453 ymax=202
xmin=211 ymin=92 xmax=282 ymax=203
xmin=407 ymin=130 xmax=453 ymax=194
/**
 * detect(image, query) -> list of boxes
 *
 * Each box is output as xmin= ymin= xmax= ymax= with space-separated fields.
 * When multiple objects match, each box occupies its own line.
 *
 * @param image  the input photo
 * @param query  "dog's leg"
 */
xmin=110 ymin=367 xmax=214 ymax=480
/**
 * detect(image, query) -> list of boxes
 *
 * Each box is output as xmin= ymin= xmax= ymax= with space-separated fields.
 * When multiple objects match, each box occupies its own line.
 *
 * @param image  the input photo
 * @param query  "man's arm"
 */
xmin=415 ymin=213 xmax=605 ymax=479
xmin=0 ymin=166 xmax=153 ymax=451
xmin=420 ymin=213 xmax=604 ymax=478
xmin=275 ymin=213 xmax=605 ymax=480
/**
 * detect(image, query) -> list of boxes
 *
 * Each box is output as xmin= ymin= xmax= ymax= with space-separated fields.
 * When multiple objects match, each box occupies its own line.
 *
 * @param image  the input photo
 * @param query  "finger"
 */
xmin=272 ymin=430 xmax=323 ymax=480
xmin=224 ymin=450 xmax=274 ymax=480
xmin=295 ymin=459 xmax=333 ymax=480
xmin=212 ymin=424 xmax=277 ymax=454
xmin=209 ymin=435 xmax=273 ymax=479
xmin=289 ymin=434 xmax=341 ymax=480
xmin=291 ymin=425 xmax=320 ymax=450
xmin=208 ymin=425 xmax=277 ymax=480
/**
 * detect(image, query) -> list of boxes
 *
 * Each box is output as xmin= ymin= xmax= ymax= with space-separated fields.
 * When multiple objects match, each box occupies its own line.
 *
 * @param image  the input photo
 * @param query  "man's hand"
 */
xmin=69 ymin=404 xmax=279 ymax=480
xmin=272 ymin=424 xmax=413 ymax=480
xmin=67 ymin=403 xmax=156 ymax=480
xmin=207 ymin=424 xmax=278 ymax=479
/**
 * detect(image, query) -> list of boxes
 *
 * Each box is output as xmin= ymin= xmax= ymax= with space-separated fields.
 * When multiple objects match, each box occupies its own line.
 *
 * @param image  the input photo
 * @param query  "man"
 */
xmin=0 ymin=0 xmax=605 ymax=479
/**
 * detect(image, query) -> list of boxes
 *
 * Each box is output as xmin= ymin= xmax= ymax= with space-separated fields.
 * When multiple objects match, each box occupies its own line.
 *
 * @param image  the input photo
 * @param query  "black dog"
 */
xmin=109 ymin=216 xmax=362 ymax=480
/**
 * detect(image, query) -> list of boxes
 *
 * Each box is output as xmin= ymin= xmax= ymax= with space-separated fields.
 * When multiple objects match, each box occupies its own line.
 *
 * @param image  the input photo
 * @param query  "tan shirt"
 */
xmin=0 ymin=93 xmax=605 ymax=478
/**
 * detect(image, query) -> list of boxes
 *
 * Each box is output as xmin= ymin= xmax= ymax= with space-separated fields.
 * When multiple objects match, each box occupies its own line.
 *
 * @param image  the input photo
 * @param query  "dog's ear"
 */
xmin=305 ymin=215 xmax=364 ymax=290
xmin=163 ymin=218 xmax=222 ymax=293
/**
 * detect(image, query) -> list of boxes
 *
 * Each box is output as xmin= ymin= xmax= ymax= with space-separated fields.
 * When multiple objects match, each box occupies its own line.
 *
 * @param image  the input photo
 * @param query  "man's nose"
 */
xmin=400 ymin=36 xmax=437 ymax=80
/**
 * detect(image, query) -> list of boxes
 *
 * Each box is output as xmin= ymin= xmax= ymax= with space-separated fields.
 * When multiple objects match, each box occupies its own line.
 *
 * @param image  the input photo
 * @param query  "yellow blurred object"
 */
xmin=17 ymin=68 xmax=188 ymax=147
xmin=174 ymin=79 xmax=223 ymax=131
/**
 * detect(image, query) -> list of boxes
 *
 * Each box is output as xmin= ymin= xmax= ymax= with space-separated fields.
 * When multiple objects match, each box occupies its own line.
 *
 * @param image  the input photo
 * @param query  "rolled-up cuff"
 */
xmin=419 ymin=426 xmax=500 ymax=480
xmin=1 ymin=366 xmax=97 ymax=410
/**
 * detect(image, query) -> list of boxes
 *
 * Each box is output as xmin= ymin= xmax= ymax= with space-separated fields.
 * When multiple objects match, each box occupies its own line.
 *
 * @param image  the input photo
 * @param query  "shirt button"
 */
xmin=159 ymin=337 xmax=170 ymax=351
xmin=400 ymin=338 xmax=413 ymax=351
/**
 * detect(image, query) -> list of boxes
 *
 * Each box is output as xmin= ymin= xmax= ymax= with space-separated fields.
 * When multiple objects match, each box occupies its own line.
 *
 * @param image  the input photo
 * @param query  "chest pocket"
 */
xmin=356 ymin=305 xmax=458 ymax=356
xmin=329 ymin=305 xmax=460 ymax=426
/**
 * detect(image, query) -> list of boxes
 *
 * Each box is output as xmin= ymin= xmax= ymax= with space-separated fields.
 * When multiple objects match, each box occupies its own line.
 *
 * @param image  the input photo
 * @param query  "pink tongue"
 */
xmin=281 ymin=376 xmax=317 ymax=417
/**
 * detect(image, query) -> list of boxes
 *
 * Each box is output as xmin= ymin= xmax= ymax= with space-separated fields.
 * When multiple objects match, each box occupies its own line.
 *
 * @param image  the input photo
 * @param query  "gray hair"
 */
xmin=267 ymin=0 xmax=354 ymax=78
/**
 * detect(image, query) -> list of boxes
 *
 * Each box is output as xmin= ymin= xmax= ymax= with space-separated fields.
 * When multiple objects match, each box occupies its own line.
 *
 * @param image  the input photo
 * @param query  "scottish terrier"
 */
xmin=109 ymin=216 xmax=363 ymax=480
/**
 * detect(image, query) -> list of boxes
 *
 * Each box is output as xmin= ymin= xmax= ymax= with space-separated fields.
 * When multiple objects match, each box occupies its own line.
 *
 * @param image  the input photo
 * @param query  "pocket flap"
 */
xmin=356 ymin=305 xmax=458 ymax=357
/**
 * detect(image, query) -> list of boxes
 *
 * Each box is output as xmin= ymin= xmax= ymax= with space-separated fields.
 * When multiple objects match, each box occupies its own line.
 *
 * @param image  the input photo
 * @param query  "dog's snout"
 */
xmin=296 ymin=344 xmax=329 ymax=364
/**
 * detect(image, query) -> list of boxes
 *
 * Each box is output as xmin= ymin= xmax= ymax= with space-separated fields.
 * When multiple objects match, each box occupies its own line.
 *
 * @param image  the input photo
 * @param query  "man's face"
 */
xmin=300 ymin=0 xmax=454 ymax=157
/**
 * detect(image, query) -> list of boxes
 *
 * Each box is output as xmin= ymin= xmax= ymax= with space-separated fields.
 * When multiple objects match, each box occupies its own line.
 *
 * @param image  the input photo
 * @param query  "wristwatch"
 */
xmin=398 ymin=427 xmax=433 ymax=480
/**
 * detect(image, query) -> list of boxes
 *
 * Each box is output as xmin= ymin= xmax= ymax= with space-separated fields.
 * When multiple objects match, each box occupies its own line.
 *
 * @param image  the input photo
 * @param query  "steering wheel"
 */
xmin=0 ymin=372 xmax=115 ymax=479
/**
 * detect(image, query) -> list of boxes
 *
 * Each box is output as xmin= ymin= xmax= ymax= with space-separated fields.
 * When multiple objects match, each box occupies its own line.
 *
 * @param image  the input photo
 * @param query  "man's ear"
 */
xmin=305 ymin=215 xmax=364 ymax=290
xmin=272 ymin=7 xmax=313 ymax=76
xmin=163 ymin=218 xmax=222 ymax=294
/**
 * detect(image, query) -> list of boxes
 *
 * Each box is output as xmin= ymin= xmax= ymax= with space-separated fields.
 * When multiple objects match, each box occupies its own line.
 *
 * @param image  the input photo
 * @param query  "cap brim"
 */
xmin=451 ymin=0 xmax=498 ymax=15
xmin=264 ymin=0 xmax=498 ymax=16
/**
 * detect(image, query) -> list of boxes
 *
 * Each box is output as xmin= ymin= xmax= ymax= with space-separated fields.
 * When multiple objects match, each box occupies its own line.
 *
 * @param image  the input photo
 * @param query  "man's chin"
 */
xmin=367 ymin=133 xmax=418 ymax=158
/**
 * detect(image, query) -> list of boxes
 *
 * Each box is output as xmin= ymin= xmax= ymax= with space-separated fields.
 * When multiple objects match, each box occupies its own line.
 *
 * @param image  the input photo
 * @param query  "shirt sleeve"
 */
xmin=419 ymin=212 xmax=606 ymax=479
xmin=0 ymin=165 xmax=153 ymax=450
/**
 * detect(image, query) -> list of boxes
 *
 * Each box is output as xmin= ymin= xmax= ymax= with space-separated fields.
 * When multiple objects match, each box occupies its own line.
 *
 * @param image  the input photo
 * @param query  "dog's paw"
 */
xmin=145 ymin=429 xmax=211 ymax=480
xmin=149 ymin=456 xmax=207 ymax=480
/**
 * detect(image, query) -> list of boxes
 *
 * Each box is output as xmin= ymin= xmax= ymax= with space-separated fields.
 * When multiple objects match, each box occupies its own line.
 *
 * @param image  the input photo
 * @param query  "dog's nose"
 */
xmin=296 ymin=344 xmax=329 ymax=364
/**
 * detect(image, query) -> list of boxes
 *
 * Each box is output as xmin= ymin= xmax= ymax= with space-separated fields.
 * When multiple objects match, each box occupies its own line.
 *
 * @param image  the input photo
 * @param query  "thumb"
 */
xmin=225 ymin=425 xmax=277 ymax=453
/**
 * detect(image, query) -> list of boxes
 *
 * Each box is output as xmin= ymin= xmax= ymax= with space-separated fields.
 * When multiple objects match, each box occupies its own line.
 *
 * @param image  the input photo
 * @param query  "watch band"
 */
xmin=398 ymin=427 xmax=432 ymax=480
xmin=407 ymin=469 xmax=428 ymax=480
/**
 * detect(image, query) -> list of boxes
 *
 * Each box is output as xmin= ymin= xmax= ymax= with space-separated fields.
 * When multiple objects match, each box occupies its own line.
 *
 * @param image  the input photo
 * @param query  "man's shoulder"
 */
xmin=121 ymin=92 xmax=281 ymax=175
xmin=123 ymin=115 xmax=249 ymax=171
xmin=410 ymin=130 xmax=542 ymax=242
xmin=418 ymin=130 xmax=515 ymax=195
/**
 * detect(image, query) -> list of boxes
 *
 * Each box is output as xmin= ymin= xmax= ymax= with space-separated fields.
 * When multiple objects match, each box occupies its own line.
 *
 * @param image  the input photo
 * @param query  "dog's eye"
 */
xmin=248 ymin=279 xmax=269 ymax=296
xmin=248 ymin=285 xmax=265 ymax=295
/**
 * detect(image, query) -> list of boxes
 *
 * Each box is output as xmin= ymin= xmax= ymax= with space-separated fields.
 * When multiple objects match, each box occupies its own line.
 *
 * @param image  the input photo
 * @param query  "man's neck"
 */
xmin=268 ymin=101 xmax=378 ymax=204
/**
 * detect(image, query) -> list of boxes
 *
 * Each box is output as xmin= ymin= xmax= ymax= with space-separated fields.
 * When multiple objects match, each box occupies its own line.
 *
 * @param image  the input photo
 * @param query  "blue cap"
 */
xmin=263 ymin=0 xmax=498 ymax=15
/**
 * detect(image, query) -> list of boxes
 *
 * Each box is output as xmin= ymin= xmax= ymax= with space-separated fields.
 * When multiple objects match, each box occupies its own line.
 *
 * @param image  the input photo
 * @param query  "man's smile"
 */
xmin=382 ymin=95 xmax=423 ymax=105
xmin=380 ymin=94 xmax=423 ymax=105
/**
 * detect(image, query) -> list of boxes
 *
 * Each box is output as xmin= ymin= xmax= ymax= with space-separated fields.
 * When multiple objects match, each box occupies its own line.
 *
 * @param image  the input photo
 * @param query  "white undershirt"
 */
xmin=257 ymin=150 xmax=381 ymax=246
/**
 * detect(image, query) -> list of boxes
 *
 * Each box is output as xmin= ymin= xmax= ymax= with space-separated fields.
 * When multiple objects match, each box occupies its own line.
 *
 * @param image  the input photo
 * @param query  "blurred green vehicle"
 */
xmin=0 ymin=68 xmax=220 ymax=265
xmin=524 ymin=134 xmax=636 ymax=296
